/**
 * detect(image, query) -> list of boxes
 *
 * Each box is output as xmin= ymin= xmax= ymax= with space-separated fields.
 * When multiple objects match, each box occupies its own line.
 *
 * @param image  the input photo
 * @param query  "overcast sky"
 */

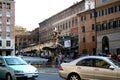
xmin=15 ymin=0 xmax=81 ymax=31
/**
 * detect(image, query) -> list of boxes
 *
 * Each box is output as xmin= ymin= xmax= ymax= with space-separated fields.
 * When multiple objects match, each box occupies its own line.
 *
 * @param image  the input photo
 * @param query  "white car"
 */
xmin=0 ymin=56 xmax=39 ymax=80
xmin=59 ymin=56 xmax=120 ymax=80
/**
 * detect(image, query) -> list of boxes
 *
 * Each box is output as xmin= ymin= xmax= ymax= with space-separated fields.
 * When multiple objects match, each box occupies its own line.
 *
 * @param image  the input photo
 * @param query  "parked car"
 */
xmin=0 ymin=56 xmax=39 ymax=80
xmin=59 ymin=56 xmax=120 ymax=80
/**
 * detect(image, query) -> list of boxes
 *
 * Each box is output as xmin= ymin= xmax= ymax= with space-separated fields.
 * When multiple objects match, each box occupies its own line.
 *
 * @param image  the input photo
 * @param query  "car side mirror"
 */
xmin=0 ymin=63 xmax=5 ymax=67
xmin=0 ymin=62 xmax=5 ymax=67
xmin=109 ymin=65 xmax=115 ymax=70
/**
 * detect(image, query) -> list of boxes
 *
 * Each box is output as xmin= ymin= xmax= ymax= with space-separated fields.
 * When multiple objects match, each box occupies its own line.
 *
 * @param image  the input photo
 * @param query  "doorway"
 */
xmin=102 ymin=36 xmax=109 ymax=53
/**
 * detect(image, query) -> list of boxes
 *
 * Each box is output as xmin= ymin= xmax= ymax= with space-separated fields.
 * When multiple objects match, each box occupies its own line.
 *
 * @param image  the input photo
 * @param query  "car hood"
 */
xmin=8 ymin=64 xmax=37 ymax=73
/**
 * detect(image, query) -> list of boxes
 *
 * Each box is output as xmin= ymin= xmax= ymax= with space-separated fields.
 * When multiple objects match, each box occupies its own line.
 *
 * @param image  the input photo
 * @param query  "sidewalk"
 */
xmin=37 ymin=67 xmax=59 ymax=74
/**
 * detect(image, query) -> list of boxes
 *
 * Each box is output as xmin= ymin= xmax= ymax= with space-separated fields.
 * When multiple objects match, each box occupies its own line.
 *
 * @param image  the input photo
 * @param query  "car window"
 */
xmin=94 ymin=59 xmax=110 ymax=69
xmin=109 ymin=58 xmax=120 ymax=67
xmin=0 ymin=58 xmax=5 ymax=66
xmin=76 ymin=58 xmax=93 ymax=67
xmin=5 ymin=57 xmax=27 ymax=65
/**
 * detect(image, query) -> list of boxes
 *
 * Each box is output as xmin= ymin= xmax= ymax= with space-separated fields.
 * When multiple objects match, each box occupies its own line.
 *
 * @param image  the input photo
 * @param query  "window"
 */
xmin=0 ymin=3 xmax=2 ymax=9
xmin=102 ymin=23 xmax=107 ymax=30
xmin=90 ymin=12 xmax=94 ymax=19
xmin=108 ymin=7 xmax=114 ymax=14
xmin=75 ymin=18 xmax=78 ymax=26
xmin=96 ymin=11 xmax=100 ymax=17
xmin=102 ymin=9 xmax=107 ymax=16
xmin=95 ymin=59 xmax=110 ymax=69
xmin=92 ymin=36 xmax=95 ymax=42
xmin=81 ymin=15 xmax=86 ymax=21
xmin=0 ymin=58 xmax=5 ymax=65
xmin=115 ymin=5 xmax=120 ymax=12
xmin=92 ymin=24 xmax=95 ymax=30
xmin=83 ymin=37 xmax=86 ymax=43
xmin=69 ymin=21 xmax=71 ymax=28
xmin=6 ymin=32 xmax=10 ymax=38
xmin=6 ymin=25 xmax=10 ymax=31
xmin=82 ymin=26 xmax=85 ymax=32
xmin=72 ymin=19 xmax=74 ymax=26
xmin=116 ymin=20 xmax=120 ymax=27
xmin=60 ymin=25 xmax=62 ymax=30
xmin=0 ymin=32 xmax=2 ymax=38
xmin=102 ymin=0 xmax=107 ymax=3
xmin=0 ymin=18 xmax=1 ymax=22
xmin=6 ymin=10 xmax=10 ymax=17
xmin=57 ymin=26 xmax=59 ymax=30
xmin=63 ymin=23 xmax=65 ymax=30
xmin=76 ymin=59 xmax=93 ymax=67
xmin=0 ymin=40 xmax=2 ymax=46
xmin=96 ymin=24 xmax=101 ymax=31
xmin=6 ymin=3 xmax=11 ymax=9
xmin=0 ymin=25 xmax=2 ymax=31
xmin=66 ymin=22 xmax=68 ymax=29
xmin=108 ymin=21 xmax=114 ymax=29
xmin=7 ymin=18 xmax=10 ymax=24
xmin=0 ymin=10 xmax=2 ymax=16
xmin=6 ymin=41 xmax=10 ymax=46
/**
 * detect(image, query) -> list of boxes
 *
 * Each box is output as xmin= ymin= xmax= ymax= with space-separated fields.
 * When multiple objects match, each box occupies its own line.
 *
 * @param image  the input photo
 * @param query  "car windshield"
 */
xmin=109 ymin=58 xmax=120 ymax=67
xmin=5 ymin=57 xmax=27 ymax=65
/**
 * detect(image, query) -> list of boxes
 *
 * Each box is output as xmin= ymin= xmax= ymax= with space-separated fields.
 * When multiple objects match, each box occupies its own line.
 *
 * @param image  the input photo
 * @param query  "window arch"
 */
xmin=102 ymin=36 xmax=109 ymax=53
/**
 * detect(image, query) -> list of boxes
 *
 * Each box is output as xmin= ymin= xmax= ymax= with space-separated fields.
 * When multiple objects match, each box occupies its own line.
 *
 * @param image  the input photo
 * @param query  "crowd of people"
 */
xmin=57 ymin=51 xmax=120 ymax=67
xmin=98 ymin=52 xmax=120 ymax=61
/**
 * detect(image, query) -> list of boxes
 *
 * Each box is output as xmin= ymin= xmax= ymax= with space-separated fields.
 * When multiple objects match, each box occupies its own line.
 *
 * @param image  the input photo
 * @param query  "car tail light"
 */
xmin=59 ymin=66 xmax=63 ymax=71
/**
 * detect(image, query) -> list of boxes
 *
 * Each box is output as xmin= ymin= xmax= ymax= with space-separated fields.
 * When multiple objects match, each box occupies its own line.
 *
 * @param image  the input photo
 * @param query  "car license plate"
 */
xmin=27 ymin=74 xmax=33 ymax=78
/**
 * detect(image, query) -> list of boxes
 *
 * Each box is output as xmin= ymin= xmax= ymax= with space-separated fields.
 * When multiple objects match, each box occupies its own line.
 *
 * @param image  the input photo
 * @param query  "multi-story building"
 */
xmin=39 ymin=0 xmax=95 ymax=54
xmin=96 ymin=0 xmax=120 ymax=55
xmin=78 ymin=0 xmax=120 ymax=55
xmin=39 ymin=0 xmax=120 ymax=56
xmin=15 ymin=28 xmax=39 ymax=52
xmin=15 ymin=25 xmax=27 ymax=36
xmin=0 ymin=0 xmax=15 ymax=56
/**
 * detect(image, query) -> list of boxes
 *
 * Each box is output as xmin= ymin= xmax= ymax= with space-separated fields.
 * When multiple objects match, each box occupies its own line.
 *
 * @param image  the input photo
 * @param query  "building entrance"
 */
xmin=102 ymin=36 xmax=109 ymax=53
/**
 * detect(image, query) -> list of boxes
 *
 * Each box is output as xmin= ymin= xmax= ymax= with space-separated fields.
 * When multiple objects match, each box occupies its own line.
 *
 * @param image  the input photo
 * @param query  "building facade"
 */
xmin=78 ymin=0 xmax=120 ymax=55
xmin=96 ymin=0 xmax=120 ymax=54
xmin=39 ymin=0 xmax=95 ymax=54
xmin=15 ymin=28 xmax=39 ymax=53
xmin=78 ymin=9 xmax=96 ymax=55
xmin=38 ymin=0 xmax=120 ymax=56
xmin=0 ymin=0 xmax=15 ymax=56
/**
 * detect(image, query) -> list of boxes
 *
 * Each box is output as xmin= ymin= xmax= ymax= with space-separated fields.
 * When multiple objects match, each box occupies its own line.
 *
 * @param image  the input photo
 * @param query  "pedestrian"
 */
xmin=62 ymin=54 xmax=65 ymax=62
xmin=117 ymin=54 xmax=120 ymax=61
xmin=58 ymin=52 xmax=62 ymax=68
xmin=111 ymin=52 xmax=117 ymax=60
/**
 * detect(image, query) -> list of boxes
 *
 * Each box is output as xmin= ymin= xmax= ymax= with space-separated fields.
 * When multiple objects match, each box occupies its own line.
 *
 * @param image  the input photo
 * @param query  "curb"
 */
xmin=37 ymin=68 xmax=59 ymax=74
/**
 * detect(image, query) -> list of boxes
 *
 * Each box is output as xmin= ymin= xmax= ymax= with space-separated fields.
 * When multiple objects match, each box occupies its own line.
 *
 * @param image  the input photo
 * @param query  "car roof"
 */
xmin=80 ymin=55 xmax=109 ymax=59
xmin=70 ymin=56 xmax=110 ymax=64
xmin=0 ymin=56 xmax=19 ymax=59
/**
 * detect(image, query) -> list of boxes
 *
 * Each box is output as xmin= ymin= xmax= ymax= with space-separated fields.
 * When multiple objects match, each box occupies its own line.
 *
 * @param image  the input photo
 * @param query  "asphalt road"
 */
xmin=0 ymin=73 xmax=64 ymax=80
xmin=36 ymin=73 xmax=64 ymax=80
